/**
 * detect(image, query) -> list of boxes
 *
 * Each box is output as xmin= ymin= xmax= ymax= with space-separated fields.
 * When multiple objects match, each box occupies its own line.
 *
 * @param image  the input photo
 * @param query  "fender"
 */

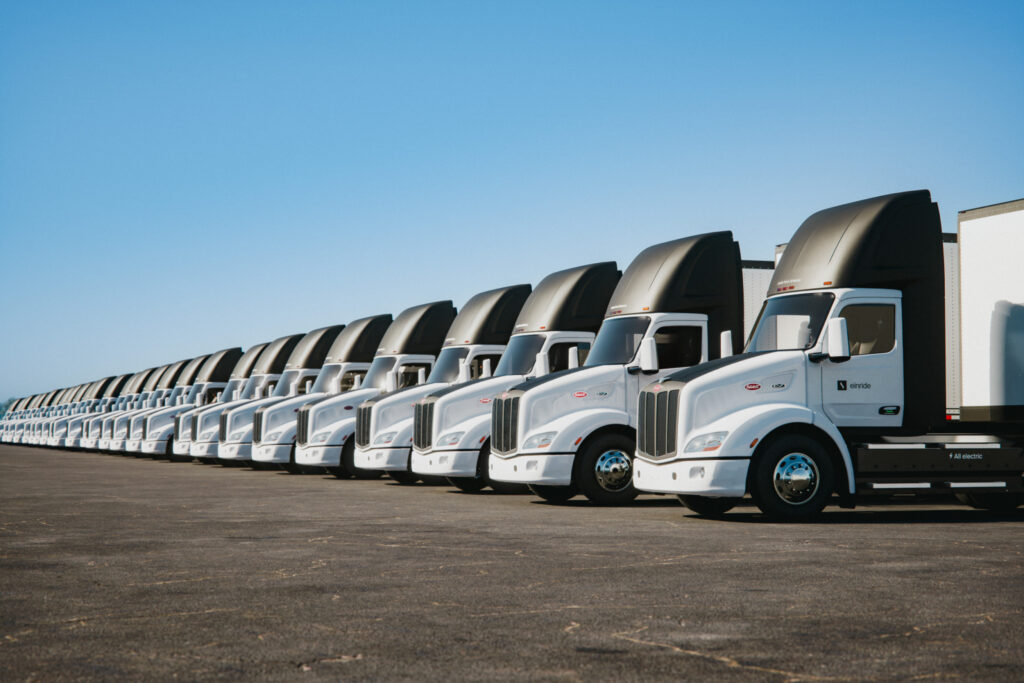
xmin=442 ymin=413 xmax=492 ymax=451
xmin=521 ymin=407 xmax=630 ymax=454
xmin=382 ymin=417 xmax=415 ymax=449
xmin=324 ymin=416 xmax=357 ymax=446
xmin=704 ymin=403 xmax=855 ymax=495
xmin=262 ymin=422 xmax=296 ymax=444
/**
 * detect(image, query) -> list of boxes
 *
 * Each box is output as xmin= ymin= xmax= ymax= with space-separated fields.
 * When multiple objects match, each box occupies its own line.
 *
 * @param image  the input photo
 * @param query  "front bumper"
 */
xmin=141 ymin=438 xmax=168 ymax=455
xmin=173 ymin=439 xmax=192 ymax=456
xmin=253 ymin=443 xmax=292 ymax=464
xmin=410 ymin=449 xmax=478 ymax=477
xmin=632 ymin=457 xmax=749 ymax=497
xmin=125 ymin=439 xmax=142 ymax=453
xmin=355 ymin=446 xmax=409 ymax=471
xmin=489 ymin=452 xmax=575 ymax=486
xmin=295 ymin=444 xmax=341 ymax=467
xmin=109 ymin=438 xmax=126 ymax=451
xmin=190 ymin=440 xmax=219 ymax=458
xmin=219 ymin=442 xmax=252 ymax=461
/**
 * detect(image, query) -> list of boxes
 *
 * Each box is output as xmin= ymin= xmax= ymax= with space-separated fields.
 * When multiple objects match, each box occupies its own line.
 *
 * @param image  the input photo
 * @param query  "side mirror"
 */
xmin=567 ymin=347 xmax=580 ymax=369
xmin=417 ymin=367 xmax=427 ymax=385
xmin=456 ymin=358 xmax=470 ymax=383
xmin=534 ymin=351 xmax=550 ymax=377
xmin=304 ymin=379 xmax=314 ymax=394
xmin=720 ymin=330 xmax=734 ymax=359
xmin=826 ymin=317 xmax=851 ymax=363
xmin=385 ymin=369 xmax=398 ymax=393
xmin=481 ymin=358 xmax=492 ymax=378
xmin=638 ymin=338 xmax=659 ymax=373
xmin=352 ymin=374 xmax=362 ymax=390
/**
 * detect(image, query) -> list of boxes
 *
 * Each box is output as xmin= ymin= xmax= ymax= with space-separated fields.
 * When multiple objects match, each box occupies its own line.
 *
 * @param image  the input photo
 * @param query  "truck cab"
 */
xmin=66 ymin=375 xmax=131 ymax=448
xmin=250 ymin=314 xmax=391 ymax=469
xmin=188 ymin=334 xmax=303 ymax=460
xmin=83 ymin=367 xmax=160 ymax=450
xmin=353 ymin=285 xmax=532 ymax=483
xmin=633 ymin=191 xmax=1024 ymax=520
xmin=489 ymin=232 xmax=774 ymax=504
xmin=410 ymin=261 xmax=621 ymax=492
xmin=134 ymin=348 xmax=243 ymax=457
xmin=122 ymin=355 xmax=212 ymax=454
xmin=217 ymin=325 xmax=347 ymax=462
xmin=171 ymin=343 xmax=268 ymax=459
xmin=108 ymin=360 xmax=191 ymax=452
xmin=47 ymin=378 xmax=114 ymax=448
xmin=293 ymin=300 xmax=457 ymax=476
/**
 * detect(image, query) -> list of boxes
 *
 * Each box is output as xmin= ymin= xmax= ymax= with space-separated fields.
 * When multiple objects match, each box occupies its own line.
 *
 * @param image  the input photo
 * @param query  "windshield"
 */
xmin=427 ymin=347 xmax=469 ymax=384
xmin=239 ymin=376 xmax=259 ymax=399
xmin=494 ymin=334 xmax=545 ymax=377
xmin=585 ymin=316 xmax=651 ymax=366
xmin=274 ymin=370 xmax=301 ymax=397
xmin=363 ymin=356 xmax=397 ymax=389
xmin=745 ymin=293 xmax=835 ymax=352
xmin=312 ymin=364 xmax=342 ymax=393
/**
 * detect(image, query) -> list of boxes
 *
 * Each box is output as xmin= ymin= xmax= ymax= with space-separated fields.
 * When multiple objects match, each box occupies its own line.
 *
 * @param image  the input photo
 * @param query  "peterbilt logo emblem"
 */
xmin=479 ymin=398 xmax=491 ymax=404
xmin=652 ymin=384 xmax=663 ymax=392
xmin=744 ymin=383 xmax=761 ymax=391
xmin=572 ymin=391 xmax=588 ymax=398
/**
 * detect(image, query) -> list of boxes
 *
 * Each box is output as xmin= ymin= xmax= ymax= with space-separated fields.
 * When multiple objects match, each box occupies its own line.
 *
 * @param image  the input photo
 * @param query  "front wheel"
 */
xmin=678 ymin=495 xmax=740 ymax=518
xmin=387 ymin=470 xmax=420 ymax=485
xmin=338 ymin=440 xmax=383 ymax=480
xmin=529 ymin=484 xmax=577 ymax=503
xmin=574 ymin=433 xmax=638 ymax=505
xmin=749 ymin=434 xmax=835 ymax=521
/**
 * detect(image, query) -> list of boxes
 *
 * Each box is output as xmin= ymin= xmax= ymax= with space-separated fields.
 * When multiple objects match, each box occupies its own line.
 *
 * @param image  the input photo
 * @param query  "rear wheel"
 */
xmin=678 ymin=495 xmax=740 ymax=518
xmin=575 ymin=433 xmax=638 ymax=505
xmin=955 ymin=492 xmax=1024 ymax=512
xmin=529 ymin=484 xmax=577 ymax=503
xmin=750 ymin=434 xmax=835 ymax=521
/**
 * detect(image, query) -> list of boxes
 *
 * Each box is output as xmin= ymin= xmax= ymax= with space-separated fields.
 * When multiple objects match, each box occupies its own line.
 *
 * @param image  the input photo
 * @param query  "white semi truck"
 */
xmin=81 ymin=367 xmax=160 ymax=450
xmin=171 ymin=343 xmax=268 ymax=459
xmin=46 ymin=377 xmax=117 ymax=448
xmin=293 ymin=300 xmax=457 ymax=476
xmin=217 ymin=325 xmax=346 ymax=462
xmin=250 ymin=314 xmax=392 ymax=470
xmin=410 ymin=262 xmax=621 ymax=492
xmin=633 ymin=191 xmax=1024 ymax=520
xmin=353 ymin=285 xmax=532 ymax=483
xmin=120 ymin=354 xmax=212 ymax=454
xmin=107 ymin=359 xmax=192 ymax=452
xmin=488 ymin=232 xmax=775 ymax=504
xmin=135 ymin=347 xmax=244 ymax=457
xmin=65 ymin=375 xmax=131 ymax=448
xmin=189 ymin=334 xmax=303 ymax=460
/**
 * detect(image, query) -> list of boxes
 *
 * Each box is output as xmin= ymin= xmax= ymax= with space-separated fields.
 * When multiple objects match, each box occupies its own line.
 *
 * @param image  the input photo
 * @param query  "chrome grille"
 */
xmin=491 ymin=395 xmax=519 ymax=455
xmin=218 ymin=412 xmax=229 ymax=441
xmin=637 ymin=387 xmax=679 ymax=459
xmin=413 ymin=400 xmax=434 ymax=451
xmin=190 ymin=415 xmax=199 ymax=441
xmin=141 ymin=418 xmax=148 ymax=440
xmin=173 ymin=416 xmax=182 ymax=441
xmin=355 ymin=404 xmax=373 ymax=448
xmin=296 ymin=407 xmax=310 ymax=445
xmin=253 ymin=410 xmax=264 ymax=443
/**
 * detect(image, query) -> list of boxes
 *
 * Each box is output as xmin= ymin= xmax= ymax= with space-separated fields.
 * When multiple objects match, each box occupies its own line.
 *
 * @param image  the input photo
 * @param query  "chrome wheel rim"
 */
xmin=772 ymin=453 xmax=819 ymax=505
xmin=594 ymin=450 xmax=632 ymax=492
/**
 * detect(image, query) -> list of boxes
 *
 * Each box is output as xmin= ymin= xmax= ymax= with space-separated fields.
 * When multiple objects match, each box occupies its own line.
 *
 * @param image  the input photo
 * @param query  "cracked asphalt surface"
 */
xmin=2 ymin=444 xmax=1023 ymax=681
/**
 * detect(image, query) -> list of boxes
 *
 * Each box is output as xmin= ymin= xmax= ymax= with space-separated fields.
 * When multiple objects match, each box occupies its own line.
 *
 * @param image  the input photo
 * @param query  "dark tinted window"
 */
xmin=494 ymin=334 xmax=545 ymax=377
xmin=548 ymin=342 xmax=589 ymax=373
xmin=399 ymin=363 xmax=431 ymax=388
xmin=840 ymin=304 xmax=896 ymax=355
xmin=585 ymin=317 xmax=651 ymax=366
xmin=654 ymin=326 xmax=703 ymax=368
xmin=470 ymin=355 xmax=502 ymax=379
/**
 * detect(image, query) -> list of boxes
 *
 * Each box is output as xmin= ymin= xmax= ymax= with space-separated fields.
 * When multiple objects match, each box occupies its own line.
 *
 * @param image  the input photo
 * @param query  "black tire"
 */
xmin=678 ymin=495 xmax=740 ymax=518
xmin=447 ymin=440 xmax=492 ymax=493
xmin=574 ymin=433 xmax=638 ymax=505
xmin=528 ymin=484 xmax=578 ymax=503
xmin=955 ymin=492 xmax=1024 ymax=512
xmin=749 ymin=434 xmax=836 ymax=521
xmin=387 ymin=469 xmax=420 ymax=485
xmin=336 ymin=440 xmax=382 ymax=480
xmin=283 ymin=444 xmax=303 ymax=474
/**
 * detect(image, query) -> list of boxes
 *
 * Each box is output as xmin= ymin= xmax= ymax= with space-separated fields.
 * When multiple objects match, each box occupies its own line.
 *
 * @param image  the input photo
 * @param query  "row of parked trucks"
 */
xmin=4 ymin=191 xmax=1023 ymax=520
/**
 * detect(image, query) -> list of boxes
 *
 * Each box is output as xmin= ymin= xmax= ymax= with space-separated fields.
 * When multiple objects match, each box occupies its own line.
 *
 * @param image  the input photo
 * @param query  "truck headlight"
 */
xmin=312 ymin=431 xmax=330 ymax=444
xmin=267 ymin=431 xmax=283 ymax=442
xmin=437 ymin=431 xmax=464 ymax=447
xmin=374 ymin=431 xmax=398 ymax=446
xmin=684 ymin=431 xmax=728 ymax=453
xmin=230 ymin=431 xmax=247 ymax=441
xmin=522 ymin=431 xmax=557 ymax=449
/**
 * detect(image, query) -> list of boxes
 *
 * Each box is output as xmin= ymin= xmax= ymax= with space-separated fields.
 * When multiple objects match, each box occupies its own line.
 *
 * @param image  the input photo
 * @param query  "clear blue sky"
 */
xmin=1 ymin=1 xmax=1022 ymax=399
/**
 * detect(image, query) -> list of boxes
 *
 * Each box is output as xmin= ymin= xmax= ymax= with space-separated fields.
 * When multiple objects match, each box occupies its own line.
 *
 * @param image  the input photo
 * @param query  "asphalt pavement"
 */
xmin=2 ymin=444 xmax=1023 ymax=681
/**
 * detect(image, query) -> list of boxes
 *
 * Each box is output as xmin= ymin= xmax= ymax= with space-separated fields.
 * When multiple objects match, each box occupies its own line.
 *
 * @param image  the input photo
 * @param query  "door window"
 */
xmin=469 ymin=355 xmax=502 ymax=379
xmin=398 ymin=363 xmax=431 ymax=388
xmin=839 ymin=305 xmax=896 ymax=356
xmin=654 ymin=327 xmax=703 ymax=368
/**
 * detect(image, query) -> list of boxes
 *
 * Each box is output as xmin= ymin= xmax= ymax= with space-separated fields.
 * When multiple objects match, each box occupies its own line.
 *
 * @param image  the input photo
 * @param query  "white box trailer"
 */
xmin=633 ymin=192 xmax=1024 ymax=520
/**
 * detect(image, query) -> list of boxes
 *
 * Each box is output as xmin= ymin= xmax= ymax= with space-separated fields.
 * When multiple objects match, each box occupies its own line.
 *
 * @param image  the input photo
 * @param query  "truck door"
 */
xmin=820 ymin=300 xmax=904 ymax=428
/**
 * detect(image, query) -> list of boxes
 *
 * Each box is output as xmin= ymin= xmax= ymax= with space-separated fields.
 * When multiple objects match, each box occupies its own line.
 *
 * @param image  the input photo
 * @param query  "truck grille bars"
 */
xmin=413 ymin=400 xmax=435 ymax=451
xmin=219 ymin=412 xmax=229 ymax=442
xmin=355 ymin=405 xmax=372 ymax=448
xmin=253 ymin=411 xmax=263 ymax=443
xmin=296 ymin=407 xmax=310 ymax=445
xmin=636 ymin=387 xmax=680 ymax=459
xmin=491 ymin=395 xmax=519 ymax=454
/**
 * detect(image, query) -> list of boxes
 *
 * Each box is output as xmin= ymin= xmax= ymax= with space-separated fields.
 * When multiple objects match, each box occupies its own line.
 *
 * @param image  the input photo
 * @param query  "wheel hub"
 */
xmin=594 ymin=450 xmax=632 ymax=492
xmin=772 ymin=453 xmax=819 ymax=505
